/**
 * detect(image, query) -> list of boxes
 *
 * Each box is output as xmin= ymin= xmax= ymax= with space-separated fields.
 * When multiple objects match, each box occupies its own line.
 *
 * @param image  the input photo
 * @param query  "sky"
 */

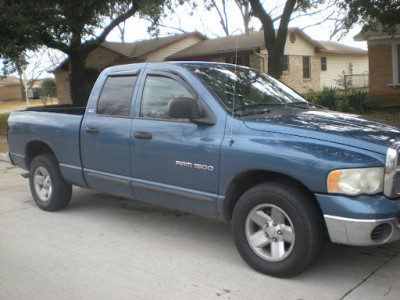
xmin=105 ymin=2 xmax=367 ymax=49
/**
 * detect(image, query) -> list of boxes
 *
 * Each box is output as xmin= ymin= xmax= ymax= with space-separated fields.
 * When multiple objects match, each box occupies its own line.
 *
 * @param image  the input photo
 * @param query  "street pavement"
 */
xmin=0 ymin=157 xmax=399 ymax=300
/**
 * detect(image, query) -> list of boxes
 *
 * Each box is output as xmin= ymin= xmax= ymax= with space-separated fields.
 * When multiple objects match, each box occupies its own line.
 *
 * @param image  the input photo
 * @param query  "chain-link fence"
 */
xmin=343 ymin=73 xmax=369 ymax=92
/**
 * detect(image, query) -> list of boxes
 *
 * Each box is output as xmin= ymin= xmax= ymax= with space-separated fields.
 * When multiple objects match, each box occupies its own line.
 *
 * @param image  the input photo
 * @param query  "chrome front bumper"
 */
xmin=324 ymin=215 xmax=400 ymax=246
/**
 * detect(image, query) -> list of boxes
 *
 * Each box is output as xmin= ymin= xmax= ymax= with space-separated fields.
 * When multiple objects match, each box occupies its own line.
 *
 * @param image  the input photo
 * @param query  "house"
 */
xmin=54 ymin=32 xmax=207 ymax=104
xmin=168 ymin=29 xmax=368 ymax=93
xmin=54 ymin=29 xmax=368 ymax=104
xmin=167 ymin=29 xmax=324 ymax=92
xmin=27 ymin=80 xmax=43 ymax=99
xmin=316 ymin=41 xmax=368 ymax=90
xmin=355 ymin=26 xmax=400 ymax=107
xmin=0 ymin=76 xmax=23 ymax=102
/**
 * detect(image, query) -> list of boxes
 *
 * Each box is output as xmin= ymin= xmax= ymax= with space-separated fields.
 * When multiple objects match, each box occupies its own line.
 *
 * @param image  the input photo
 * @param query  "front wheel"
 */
xmin=29 ymin=154 xmax=72 ymax=211
xmin=232 ymin=182 xmax=323 ymax=278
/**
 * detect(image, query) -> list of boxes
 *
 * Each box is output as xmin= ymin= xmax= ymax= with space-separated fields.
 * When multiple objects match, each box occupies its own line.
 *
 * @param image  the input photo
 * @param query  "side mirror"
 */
xmin=168 ymin=97 xmax=200 ymax=120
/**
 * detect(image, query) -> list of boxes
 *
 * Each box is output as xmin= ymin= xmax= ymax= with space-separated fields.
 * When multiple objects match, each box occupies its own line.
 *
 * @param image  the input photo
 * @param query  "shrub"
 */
xmin=345 ymin=90 xmax=371 ymax=114
xmin=304 ymin=87 xmax=339 ymax=111
xmin=41 ymin=78 xmax=57 ymax=98
xmin=304 ymin=87 xmax=371 ymax=114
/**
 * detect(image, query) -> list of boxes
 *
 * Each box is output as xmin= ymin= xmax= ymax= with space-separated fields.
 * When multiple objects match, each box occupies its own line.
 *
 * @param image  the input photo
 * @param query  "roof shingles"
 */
xmin=102 ymin=32 xmax=206 ymax=59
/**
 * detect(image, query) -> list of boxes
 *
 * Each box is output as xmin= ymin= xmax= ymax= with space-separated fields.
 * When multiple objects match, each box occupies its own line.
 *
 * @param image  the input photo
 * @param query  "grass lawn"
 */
xmin=365 ymin=108 xmax=400 ymax=126
xmin=0 ymin=98 xmax=58 ymax=114
xmin=0 ymin=113 xmax=10 ymax=153
xmin=0 ymin=99 xmax=58 ymax=153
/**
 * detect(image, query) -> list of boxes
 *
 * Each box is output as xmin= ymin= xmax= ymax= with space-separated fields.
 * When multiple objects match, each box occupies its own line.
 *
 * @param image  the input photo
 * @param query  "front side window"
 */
xmin=140 ymin=75 xmax=193 ymax=119
xmin=303 ymin=56 xmax=311 ymax=78
xmin=97 ymin=76 xmax=137 ymax=116
xmin=185 ymin=63 xmax=310 ymax=117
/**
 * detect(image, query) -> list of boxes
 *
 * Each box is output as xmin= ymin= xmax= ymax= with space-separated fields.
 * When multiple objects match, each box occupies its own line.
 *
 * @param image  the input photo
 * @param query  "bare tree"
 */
xmin=13 ymin=48 xmax=67 ymax=104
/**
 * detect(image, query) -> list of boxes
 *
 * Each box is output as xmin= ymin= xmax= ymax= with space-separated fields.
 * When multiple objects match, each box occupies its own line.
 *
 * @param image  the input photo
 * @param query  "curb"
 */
xmin=0 ymin=152 xmax=9 ymax=162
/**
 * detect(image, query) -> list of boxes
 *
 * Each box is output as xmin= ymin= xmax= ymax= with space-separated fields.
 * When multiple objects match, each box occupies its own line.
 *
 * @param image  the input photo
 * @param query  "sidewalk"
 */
xmin=0 ymin=152 xmax=9 ymax=162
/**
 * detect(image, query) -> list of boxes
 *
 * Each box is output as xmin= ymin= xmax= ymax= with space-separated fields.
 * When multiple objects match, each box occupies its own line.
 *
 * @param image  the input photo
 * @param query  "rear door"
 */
xmin=81 ymin=73 xmax=138 ymax=198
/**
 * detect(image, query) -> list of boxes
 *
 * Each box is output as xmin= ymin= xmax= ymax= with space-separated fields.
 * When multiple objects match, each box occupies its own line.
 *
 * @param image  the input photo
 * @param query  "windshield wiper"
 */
xmin=234 ymin=103 xmax=274 ymax=116
xmin=286 ymin=101 xmax=312 ymax=109
xmin=235 ymin=103 xmax=275 ymax=111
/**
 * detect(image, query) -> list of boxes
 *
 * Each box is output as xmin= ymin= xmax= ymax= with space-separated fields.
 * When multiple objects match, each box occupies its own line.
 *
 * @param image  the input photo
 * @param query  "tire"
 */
xmin=29 ymin=154 xmax=72 ymax=211
xmin=232 ymin=182 xmax=323 ymax=278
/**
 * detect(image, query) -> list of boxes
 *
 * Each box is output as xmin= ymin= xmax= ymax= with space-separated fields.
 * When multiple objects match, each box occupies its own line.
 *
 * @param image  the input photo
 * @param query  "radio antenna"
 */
xmin=229 ymin=37 xmax=239 ymax=147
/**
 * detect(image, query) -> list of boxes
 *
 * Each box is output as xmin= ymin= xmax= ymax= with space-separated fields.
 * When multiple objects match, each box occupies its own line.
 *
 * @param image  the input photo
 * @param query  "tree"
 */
xmin=209 ymin=0 xmax=252 ymax=35
xmin=1 ymin=54 xmax=28 ymax=102
xmin=2 ymin=47 xmax=67 ymax=103
xmin=249 ymin=0 xmax=328 ymax=79
xmin=341 ymin=0 xmax=400 ymax=34
xmin=0 ymin=0 xmax=167 ymax=107
xmin=195 ymin=0 xmax=253 ymax=36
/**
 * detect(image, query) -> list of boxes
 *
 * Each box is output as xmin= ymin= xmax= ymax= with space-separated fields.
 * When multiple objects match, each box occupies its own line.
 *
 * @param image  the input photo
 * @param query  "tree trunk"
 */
xmin=249 ymin=0 xmax=295 ymax=80
xmin=18 ymin=71 xmax=27 ymax=102
xmin=69 ymin=51 xmax=88 ymax=107
xmin=267 ymin=46 xmax=284 ymax=79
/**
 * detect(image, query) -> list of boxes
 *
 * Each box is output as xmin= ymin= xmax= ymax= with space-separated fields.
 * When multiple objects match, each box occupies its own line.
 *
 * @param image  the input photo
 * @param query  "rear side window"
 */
xmin=97 ymin=76 xmax=137 ymax=116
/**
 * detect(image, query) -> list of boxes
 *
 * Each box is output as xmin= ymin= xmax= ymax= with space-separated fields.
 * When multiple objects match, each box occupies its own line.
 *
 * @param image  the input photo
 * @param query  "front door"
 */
xmin=130 ymin=70 xmax=224 ymax=217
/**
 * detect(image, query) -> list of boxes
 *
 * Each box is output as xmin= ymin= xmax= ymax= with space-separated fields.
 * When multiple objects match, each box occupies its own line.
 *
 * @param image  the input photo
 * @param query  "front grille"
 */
xmin=384 ymin=142 xmax=400 ymax=199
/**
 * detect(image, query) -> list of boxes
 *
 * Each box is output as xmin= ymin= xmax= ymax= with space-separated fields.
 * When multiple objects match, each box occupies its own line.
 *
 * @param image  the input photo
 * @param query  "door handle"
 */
xmin=85 ymin=127 xmax=99 ymax=134
xmin=134 ymin=131 xmax=152 ymax=140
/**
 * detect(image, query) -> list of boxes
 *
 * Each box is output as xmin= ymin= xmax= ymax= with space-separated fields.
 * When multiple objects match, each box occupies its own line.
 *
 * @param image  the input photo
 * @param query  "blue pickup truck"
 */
xmin=7 ymin=62 xmax=400 ymax=277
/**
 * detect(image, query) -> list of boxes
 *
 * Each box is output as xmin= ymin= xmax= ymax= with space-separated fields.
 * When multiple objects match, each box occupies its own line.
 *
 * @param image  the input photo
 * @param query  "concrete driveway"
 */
xmin=1 ymin=158 xmax=399 ymax=300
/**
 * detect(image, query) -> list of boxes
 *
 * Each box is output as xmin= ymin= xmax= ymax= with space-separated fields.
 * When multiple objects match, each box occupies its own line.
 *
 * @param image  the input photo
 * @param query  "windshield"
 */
xmin=184 ymin=63 xmax=314 ymax=117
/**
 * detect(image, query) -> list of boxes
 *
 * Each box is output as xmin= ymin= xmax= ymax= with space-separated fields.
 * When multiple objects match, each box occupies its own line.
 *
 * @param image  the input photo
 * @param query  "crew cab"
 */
xmin=7 ymin=62 xmax=400 ymax=277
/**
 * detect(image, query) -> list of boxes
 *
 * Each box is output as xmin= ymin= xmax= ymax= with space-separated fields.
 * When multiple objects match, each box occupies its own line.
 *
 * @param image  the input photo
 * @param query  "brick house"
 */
xmin=54 ymin=32 xmax=207 ymax=104
xmin=167 ymin=29 xmax=367 ymax=93
xmin=355 ymin=26 xmax=400 ymax=107
xmin=54 ymin=29 xmax=368 ymax=104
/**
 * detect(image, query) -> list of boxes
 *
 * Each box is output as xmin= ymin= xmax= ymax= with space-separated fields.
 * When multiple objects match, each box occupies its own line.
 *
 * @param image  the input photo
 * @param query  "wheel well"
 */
xmin=223 ymin=170 xmax=319 ymax=221
xmin=25 ymin=141 xmax=56 ymax=169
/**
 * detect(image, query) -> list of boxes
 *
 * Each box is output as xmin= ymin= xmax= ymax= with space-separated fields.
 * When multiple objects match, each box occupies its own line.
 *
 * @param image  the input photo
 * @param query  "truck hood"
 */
xmin=243 ymin=109 xmax=400 ymax=154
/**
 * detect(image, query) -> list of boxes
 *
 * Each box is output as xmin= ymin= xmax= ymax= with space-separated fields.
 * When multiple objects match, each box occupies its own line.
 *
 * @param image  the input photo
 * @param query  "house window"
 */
xmin=391 ymin=44 xmax=400 ymax=86
xmin=303 ymin=56 xmax=311 ymax=79
xmin=321 ymin=57 xmax=327 ymax=71
xmin=282 ymin=55 xmax=289 ymax=71
xmin=226 ymin=56 xmax=244 ymax=66
xmin=397 ymin=44 xmax=400 ymax=84
xmin=233 ymin=56 xmax=244 ymax=66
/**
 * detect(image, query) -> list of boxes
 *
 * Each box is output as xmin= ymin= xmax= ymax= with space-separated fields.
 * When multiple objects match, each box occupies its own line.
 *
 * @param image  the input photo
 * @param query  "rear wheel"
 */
xmin=232 ymin=182 xmax=323 ymax=277
xmin=29 ymin=154 xmax=72 ymax=211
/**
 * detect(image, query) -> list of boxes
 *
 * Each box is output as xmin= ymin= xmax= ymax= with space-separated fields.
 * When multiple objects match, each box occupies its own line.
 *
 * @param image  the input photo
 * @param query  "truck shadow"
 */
xmin=65 ymin=187 xmax=400 ymax=283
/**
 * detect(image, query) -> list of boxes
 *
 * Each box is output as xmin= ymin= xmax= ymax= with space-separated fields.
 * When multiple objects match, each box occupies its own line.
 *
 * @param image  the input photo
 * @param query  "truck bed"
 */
xmin=7 ymin=108 xmax=85 ymax=186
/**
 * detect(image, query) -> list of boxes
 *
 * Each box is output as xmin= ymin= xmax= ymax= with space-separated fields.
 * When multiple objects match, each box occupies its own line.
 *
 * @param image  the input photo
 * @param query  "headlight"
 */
xmin=327 ymin=167 xmax=384 ymax=196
